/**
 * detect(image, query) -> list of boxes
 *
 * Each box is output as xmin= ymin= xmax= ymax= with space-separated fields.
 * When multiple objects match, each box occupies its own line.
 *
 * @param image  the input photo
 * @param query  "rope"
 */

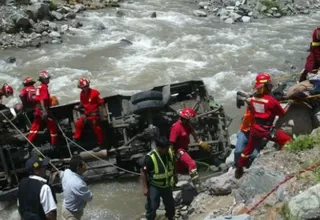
xmin=246 ymin=161 xmax=320 ymax=215
xmin=0 ymin=111 xmax=60 ymax=173
xmin=52 ymin=116 xmax=72 ymax=158
xmin=64 ymin=136 xmax=141 ymax=176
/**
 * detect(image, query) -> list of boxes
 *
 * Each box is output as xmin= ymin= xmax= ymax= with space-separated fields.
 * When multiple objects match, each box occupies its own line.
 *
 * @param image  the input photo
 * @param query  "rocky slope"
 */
xmin=0 ymin=0 xmax=120 ymax=49
xmin=193 ymin=0 xmax=320 ymax=24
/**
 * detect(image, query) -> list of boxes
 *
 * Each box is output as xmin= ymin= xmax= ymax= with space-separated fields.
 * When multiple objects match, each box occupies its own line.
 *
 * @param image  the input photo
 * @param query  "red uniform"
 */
xmin=27 ymin=83 xmax=58 ymax=146
xmin=169 ymin=120 xmax=197 ymax=174
xmin=19 ymin=85 xmax=37 ymax=109
xmin=237 ymin=94 xmax=292 ymax=167
xmin=73 ymin=88 xmax=104 ymax=145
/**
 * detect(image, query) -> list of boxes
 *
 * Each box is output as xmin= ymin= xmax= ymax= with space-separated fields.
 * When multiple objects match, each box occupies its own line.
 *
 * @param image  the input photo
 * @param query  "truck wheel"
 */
xmin=131 ymin=91 xmax=163 ymax=105
xmin=132 ymin=100 xmax=165 ymax=115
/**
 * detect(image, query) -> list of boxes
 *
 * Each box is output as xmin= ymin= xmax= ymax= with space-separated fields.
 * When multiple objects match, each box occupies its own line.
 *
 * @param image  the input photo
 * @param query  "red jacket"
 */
xmin=80 ymin=88 xmax=104 ymax=114
xmin=35 ymin=83 xmax=51 ymax=108
xmin=20 ymin=85 xmax=37 ymax=108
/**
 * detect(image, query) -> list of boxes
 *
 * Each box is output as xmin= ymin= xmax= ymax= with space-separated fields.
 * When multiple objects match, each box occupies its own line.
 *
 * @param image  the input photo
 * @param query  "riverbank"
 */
xmin=0 ymin=0 xmax=122 ymax=49
xmin=193 ymin=0 xmax=320 ymax=24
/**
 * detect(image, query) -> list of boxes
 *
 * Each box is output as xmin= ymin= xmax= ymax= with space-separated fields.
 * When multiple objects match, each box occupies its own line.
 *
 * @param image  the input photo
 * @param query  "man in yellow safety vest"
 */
xmin=141 ymin=136 xmax=175 ymax=220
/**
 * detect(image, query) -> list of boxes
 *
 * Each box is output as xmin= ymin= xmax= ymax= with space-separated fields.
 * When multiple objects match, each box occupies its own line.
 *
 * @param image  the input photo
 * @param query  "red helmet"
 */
xmin=78 ymin=78 xmax=90 ymax=89
xmin=254 ymin=72 xmax=271 ymax=88
xmin=23 ymin=76 xmax=36 ymax=86
xmin=39 ymin=70 xmax=51 ymax=81
xmin=179 ymin=108 xmax=196 ymax=119
xmin=2 ymin=83 xmax=13 ymax=97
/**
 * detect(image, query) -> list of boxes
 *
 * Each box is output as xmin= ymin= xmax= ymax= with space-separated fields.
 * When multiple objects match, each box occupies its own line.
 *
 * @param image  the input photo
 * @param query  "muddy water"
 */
xmin=1 ymin=0 xmax=320 ymax=218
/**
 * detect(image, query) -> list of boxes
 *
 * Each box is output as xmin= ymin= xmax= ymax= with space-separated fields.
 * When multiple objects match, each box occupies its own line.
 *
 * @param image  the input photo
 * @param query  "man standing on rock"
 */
xmin=73 ymin=77 xmax=107 ymax=152
xmin=27 ymin=70 xmax=58 ymax=148
xmin=235 ymin=73 xmax=292 ymax=179
xmin=141 ymin=136 xmax=175 ymax=220
xmin=169 ymin=108 xmax=210 ymax=192
xmin=61 ymin=155 xmax=92 ymax=220
xmin=300 ymin=27 xmax=320 ymax=82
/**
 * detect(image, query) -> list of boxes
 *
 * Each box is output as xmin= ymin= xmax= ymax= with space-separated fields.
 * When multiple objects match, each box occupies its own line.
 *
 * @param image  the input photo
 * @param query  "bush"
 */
xmin=285 ymin=135 xmax=320 ymax=152
xmin=49 ymin=1 xmax=57 ymax=11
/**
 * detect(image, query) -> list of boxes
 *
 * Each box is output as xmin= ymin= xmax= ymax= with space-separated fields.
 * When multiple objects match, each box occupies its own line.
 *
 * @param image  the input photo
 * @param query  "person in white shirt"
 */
xmin=17 ymin=155 xmax=57 ymax=220
xmin=61 ymin=155 xmax=92 ymax=220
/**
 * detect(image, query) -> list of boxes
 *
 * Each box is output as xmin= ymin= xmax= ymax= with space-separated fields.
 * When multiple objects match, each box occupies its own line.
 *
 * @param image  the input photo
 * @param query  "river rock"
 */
xmin=150 ymin=12 xmax=156 ymax=18
xmin=5 ymin=56 xmax=16 ymax=63
xmin=203 ymin=168 xmax=237 ymax=195
xmin=65 ymin=11 xmax=76 ymax=19
xmin=273 ymin=13 xmax=282 ymax=18
xmin=119 ymin=38 xmax=132 ymax=45
xmin=230 ymin=12 xmax=242 ymax=21
xmin=49 ymin=31 xmax=60 ymax=38
xmin=217 ymin=8 xmax=229 ymax=17
xmin=74 ymin=4 xmax=85 ymax=13
xmin=198 ymin=1 xmax=209 ymax=9
xmin=241 ymin=16 xmax=251 ymax=22
xmin=224 ymin=18 xmax=235 ymax=24
xmin=51 ymin=11 xmax=64 ymax=21
xmin=25 ymin=3 xmax=51 ymax=21
xmin=193 ymin=10 xmax=207 ymax=17
xmin=30 ymin=38 xmax=41 ymax=47
xmin=288 ymin=183 xmax=320 ymax=219
xmin=33 ymin=23 xmax=46 ymax=33
xmin=234 ymin=167 xmax=284 ymax=204
xmin=94 ymin=22 xmax=106 ymax=30
xmin=57 ymin=6 xmax=71 ymax=14
xmin=10 ymin=11 xmax=30 ymax=30
xmin=70 ymin=19 xmax=82 ymax=28
xmin=116 ymin=10 xmax=125 ymax=17
xmin=60 ymin=24 xmax=69 ymax=33
xmin=48 ymin=22 xmax=57 ymax=31
xmin=52 ymin=39 xmax=62 ymax=44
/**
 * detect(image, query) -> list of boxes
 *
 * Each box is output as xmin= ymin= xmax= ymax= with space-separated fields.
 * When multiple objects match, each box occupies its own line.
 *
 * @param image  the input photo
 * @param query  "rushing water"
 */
xmin=1 ymin=0 xmax=320 ymax=218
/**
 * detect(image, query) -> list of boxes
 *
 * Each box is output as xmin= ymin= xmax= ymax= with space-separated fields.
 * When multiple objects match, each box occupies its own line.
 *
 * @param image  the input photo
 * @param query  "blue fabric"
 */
xmin=309 ymin=79 xmax=320 ymax=95
xmin=61 ymin=169 xmax=92 ymax=212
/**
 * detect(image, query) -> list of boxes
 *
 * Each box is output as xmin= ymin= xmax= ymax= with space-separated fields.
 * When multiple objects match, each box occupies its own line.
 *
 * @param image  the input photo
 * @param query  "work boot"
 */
xmin=190 ymin=169 xmax=203 ymax=193
xmin=234 ymin=167 xmax=244 ymax=179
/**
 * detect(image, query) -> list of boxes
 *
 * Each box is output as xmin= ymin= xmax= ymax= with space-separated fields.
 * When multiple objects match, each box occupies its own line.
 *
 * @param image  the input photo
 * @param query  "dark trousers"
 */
xmin=145 ymin=185 xmax=175 ymax=220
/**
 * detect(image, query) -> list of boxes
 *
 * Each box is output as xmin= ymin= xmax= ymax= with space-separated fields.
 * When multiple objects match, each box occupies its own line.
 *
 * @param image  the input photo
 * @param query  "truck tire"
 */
xmin=132 ymin=100 xmax=165 ymax=114
xmin=131 ymin=91 xmax=163 ymax=105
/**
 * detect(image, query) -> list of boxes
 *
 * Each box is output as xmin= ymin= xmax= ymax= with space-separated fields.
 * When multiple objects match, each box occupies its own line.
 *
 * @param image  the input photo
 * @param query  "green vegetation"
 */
xmin=49 ymin=1 xmax=58 ymax=11
xmin=279 ymin=203 xmax=299 ymax=220
xmin=262 ymin=0 xmax=279 ymax=9
xmin=285 ymin=135 xmax=320 ymax=152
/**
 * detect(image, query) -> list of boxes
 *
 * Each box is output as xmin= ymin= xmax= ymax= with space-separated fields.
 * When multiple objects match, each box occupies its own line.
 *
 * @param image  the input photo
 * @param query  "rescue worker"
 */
xmin=300 ymin=27 xmax=320 ymax=82
xmin=235 ymin=73 xmax=293 ymax=179
xmin=27 ymin=70 xmax=58 ymax=148
xmin=0 ymin=83 xmax=13 ymax=109
xmin=73 ymin=78 xmax=107 ymax=152
xmin=169 ymin=108 xmax=210 ymax=192
xmin=19 ymin=76 xmax=37 ymax=111
xmin=141 ymin=136 xmax=175 ymax=220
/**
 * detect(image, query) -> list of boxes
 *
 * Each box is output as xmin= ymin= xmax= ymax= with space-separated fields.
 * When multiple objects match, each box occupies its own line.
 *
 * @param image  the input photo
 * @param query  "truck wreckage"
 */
xmin=0 ymin=80 xmax=232 ymax=201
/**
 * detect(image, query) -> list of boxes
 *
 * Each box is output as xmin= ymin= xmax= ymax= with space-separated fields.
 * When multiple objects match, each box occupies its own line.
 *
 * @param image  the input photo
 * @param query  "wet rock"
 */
xmin=273 ymin=13 xmax=282 ymax=18
xmin=193 ymin=10 xmax=207 ymax=17
xmin=198 ymin=1 xmax=209 ymax=9
xmin=30 ymin=38 xmax=41 ymax=47
xmin=288 ymin=183 xmax=320 ymax=219
xmin=49 ymin=31 xmax=60 ymax=38
xmin=241 ymin=16 xmax=251 ymax=23
xmin=51 ymin=39 xmax=62 ymax=44
xmin=65 ymin=11 xmax=76 ymax=19
xmin=116 ymin=10 xmax=125 ymax=17
xmin=48 ymin=22 xmax=57 ymax=31
xmin=25 ymin=3 xmax=51 ymax=21
xmin=94 ymin=22 xmax=106 ymax=30
xmin=57 ymin=6 xmax=71 ymax=14
xmin=5 ymin=56 xmax=16 ymax=63
xmin=51 ymin=11 xmax=64 ymax=21
xmin=230 ymin=12 xmax=242 ymax=21
xmin=74 ymin=4 xmax=85 ymax=13
xmin=203 ymin=168 xmax=237 ymax=195
xmin=10 ymin=11 xmax=30 ymax=29
xmin=217 ymin=8 xmax=229 ymax=17
xmin=60 ymin=24 xmax=69 ymax=33
xmin=42 ymin=31 xmax=48 ymax=36
xmin=70 ymin=19 xmax=82 ymax=28
xmin=119 ymin=38 xmax=132 ymax=45
xmin=33 ymin=23 xmax=46 ymax=33
xmin=224 ymin=18 xmax=235 ymax=24
xmin=150 ymin=12 xmax=156 ymax=18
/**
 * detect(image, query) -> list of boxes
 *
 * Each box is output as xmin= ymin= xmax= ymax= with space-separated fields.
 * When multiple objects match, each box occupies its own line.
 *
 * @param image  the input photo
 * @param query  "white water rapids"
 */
xmin=1 ymin=0 xmax=320 ymax=218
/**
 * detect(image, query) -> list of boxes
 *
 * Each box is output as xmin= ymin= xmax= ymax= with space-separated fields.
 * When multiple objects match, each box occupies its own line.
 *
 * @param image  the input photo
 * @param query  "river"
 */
xmin=0 ymin=0 xmax=320 ymax=218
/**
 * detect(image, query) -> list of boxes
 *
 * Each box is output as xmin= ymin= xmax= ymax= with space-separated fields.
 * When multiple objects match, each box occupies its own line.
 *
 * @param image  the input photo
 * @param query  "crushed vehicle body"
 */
xmin=0 ymin=80 xmax=232 ymax=201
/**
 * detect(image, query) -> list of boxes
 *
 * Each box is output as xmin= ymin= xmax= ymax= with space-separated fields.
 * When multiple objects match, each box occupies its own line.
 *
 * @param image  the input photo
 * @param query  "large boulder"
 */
xmin=234 ymin=167 xmax=284 ymax=204
xmin=9 ymin=11 xmax=31 ymax=29
xmin=203 ymin=168 xmax=237 ymax=195
xmin=288 ymin=183 xmax=320 ymax=219
xmin=275 ymin=103 xmax=313 ymax=136
xmin=25 ymin=3 xmax=51 ymax=21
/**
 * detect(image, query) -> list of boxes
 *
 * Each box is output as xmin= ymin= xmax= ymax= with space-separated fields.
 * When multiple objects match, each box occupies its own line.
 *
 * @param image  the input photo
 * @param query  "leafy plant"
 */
xmin=285 ymin=135 xmax=320 ymax=152
xmin=279 ymin=203 xmax=299 ymax=220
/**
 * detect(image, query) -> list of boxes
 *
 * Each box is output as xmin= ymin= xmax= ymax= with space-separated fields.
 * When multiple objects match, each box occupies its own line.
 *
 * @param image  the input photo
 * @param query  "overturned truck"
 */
xmin=0 ymin=80 xmax=232 ymax=200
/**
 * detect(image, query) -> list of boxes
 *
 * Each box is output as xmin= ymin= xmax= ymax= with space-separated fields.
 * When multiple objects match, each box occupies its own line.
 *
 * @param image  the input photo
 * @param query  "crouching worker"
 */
xmin=141 ymin=136 xmax=175 ymax=220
